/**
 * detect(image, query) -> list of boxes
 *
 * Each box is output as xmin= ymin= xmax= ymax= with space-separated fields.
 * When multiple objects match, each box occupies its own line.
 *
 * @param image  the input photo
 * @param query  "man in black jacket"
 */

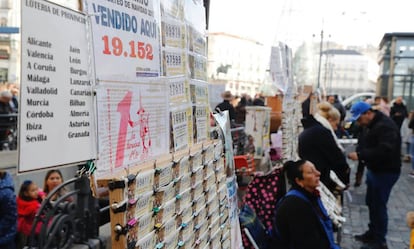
xmin=347 ymin=101 xmax=401 ymax=249
xmin=390 ymin=96 xmax=408 ymax=129
xmin=215 ymin=90 xmax=236 ymax=122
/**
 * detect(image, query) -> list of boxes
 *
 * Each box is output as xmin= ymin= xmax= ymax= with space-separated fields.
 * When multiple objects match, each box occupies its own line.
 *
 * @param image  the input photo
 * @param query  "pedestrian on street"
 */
xmin=390 ymin=96 xmax=408 ymax=129
xmin=16 ymin=180 xmax=45 ymax=248
xmin=43 ymin=169 xmax=73 ymax=202
xmin=234 ymin=95 xmax=247 ymax=125
xmin=273 ymin=159 xmax=340 ymax=249
xmin=327 ymin=94 xmax=346 ymax=123
xmin=299 ymin=101 xmax=350 ymax=192
xmin=408 ymin=111 xmax=414 ymax=177
xmin=347 ymin=101 xmax=401 ymax=249
xmin=0 ymin=170 xmax=17 ymax=249
xmin=215 ymin=90 xmax=236 ymax=122
xmin=0 ymin=90 xmax=13 ymax=149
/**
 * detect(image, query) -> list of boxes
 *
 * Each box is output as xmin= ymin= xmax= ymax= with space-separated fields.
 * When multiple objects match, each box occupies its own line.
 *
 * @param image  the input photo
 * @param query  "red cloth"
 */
xmin=17 ymin=197 xmax=42 ymax=236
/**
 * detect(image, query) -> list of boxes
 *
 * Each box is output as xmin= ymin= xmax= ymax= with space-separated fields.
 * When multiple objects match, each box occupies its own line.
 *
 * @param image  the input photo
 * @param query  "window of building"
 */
xmin=0 ymin=18 xmax=6 ymax=27
xmin=399 ymin=46 xmax=407 ymax=52
xmin=396 ymin=39 xmax=414 ymax=57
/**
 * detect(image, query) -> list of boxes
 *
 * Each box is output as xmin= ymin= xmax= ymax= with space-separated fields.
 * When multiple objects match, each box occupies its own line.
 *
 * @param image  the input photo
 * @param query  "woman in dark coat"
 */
xmin=298 ymin=102 xmax=350 ymax=191
xmin=0 ymin=171 xmax=17 ymax=249
xmin=273 ymin=160 xmax=340 ymax=249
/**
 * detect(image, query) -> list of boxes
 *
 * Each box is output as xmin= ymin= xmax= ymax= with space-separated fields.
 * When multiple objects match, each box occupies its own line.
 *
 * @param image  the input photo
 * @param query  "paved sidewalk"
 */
xmin=339 ymin=159 xmax=414 ymax=249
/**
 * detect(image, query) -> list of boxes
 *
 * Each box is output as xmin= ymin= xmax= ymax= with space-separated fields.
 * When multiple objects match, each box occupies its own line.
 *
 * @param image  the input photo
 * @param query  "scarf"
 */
xmin=313 ymin=113 xmax=344 ymax=152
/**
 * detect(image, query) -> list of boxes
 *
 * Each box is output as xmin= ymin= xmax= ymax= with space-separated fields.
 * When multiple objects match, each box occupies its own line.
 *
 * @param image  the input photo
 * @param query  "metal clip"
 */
xmin=127 ymin=171 xmax=140 ymax=186
xmin=127 ymin=217 xmax=138 ymax=228
xmin=108 ymin=180 xmax=126 ymax=190
xmin=111 ymin=199 xmax=127 ymax=213
xmin=114 ymin=223 xmax=128 ymax=241
xmin=127 ymin=240 xmax=137 ymax=249
xmin=128 ymin=198 xmax=138 ymax=207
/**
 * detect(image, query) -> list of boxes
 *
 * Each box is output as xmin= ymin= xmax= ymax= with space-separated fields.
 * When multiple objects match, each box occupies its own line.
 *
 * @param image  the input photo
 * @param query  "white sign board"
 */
xmin=85 ymin=0 xmax=161 ymax=80
xmin=19 ymin=0 xmax=96 ymax=172
xmin=95 ymin=81 xmax=170 ymax=178
xmin=245 ymin=106 xmax=271 ymax=159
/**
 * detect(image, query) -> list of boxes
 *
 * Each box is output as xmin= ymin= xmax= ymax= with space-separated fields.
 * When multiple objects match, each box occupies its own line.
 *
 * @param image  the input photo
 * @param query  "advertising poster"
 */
xmin=19 ymin=0 xmax=96 ymax=172
xmin=95 ymin=81 xmax=169 ymax=178
xmin=84 ymin=0 xmax=161 ymax=80
xmin=245 ymin=106 xmax=271 ymax=159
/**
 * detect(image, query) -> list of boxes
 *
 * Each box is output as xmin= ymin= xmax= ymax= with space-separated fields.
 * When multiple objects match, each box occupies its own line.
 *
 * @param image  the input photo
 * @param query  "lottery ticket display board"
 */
xmin=20 ymin=0 xmax=237 ymax=248
xmin=98 ymin=140 xmax=231 ymax=249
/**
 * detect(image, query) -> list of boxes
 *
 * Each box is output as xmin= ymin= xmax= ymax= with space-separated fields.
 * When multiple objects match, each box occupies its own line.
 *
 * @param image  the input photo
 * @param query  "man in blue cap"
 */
xmin=347 ymin=101 xmax=401 ymax=249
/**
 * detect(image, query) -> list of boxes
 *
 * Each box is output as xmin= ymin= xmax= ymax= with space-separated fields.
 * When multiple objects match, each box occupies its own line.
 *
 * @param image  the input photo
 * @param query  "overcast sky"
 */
xmin=209 ymin=0 xmax=414 ymax=50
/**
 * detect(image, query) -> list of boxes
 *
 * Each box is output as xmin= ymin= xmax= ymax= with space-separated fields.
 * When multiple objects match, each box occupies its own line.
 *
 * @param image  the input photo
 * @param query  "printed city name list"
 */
xmin=24 ymin=36 xmax=92 ymax=143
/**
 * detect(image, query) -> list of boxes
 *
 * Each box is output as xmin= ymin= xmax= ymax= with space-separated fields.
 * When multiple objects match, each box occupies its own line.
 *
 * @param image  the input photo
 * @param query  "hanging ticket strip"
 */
xmin=97 ymin=140 xmax=231 ymax=249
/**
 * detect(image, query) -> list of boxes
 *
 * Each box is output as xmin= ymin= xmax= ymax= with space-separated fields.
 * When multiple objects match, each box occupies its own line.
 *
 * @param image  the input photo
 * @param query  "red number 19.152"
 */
xmin=102 ymin=35 xmax=154 ymax=60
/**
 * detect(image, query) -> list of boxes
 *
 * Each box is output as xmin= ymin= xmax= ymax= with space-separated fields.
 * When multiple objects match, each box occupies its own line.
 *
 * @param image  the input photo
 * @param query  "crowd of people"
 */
xmin=0 ymin=169 xmax=70 ymax=249
xmin=0 ymin=82 xmax=19 ymax=150
xmin=280 ymin=93 xmax=413 ymax=249
xmin=232 ymin=90 xmax=411 ymax=249
xmin=214 ymin=90 xmax=266 ymax=127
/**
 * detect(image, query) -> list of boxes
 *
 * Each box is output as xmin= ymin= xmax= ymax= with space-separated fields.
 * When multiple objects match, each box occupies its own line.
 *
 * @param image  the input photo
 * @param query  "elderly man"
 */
xmin=0 ymin=91 xmax=13 ymax=149
xmin=347 ymin=101 xmax=401 ymax=249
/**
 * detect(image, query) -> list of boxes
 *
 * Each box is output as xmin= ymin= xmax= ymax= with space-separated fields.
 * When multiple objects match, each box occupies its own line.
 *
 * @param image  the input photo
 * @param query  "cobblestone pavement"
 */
xmin=339 ymin=159 xmax=414 ymax=249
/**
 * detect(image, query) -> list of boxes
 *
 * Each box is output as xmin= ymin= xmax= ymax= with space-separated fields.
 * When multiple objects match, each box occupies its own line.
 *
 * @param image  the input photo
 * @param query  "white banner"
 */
xmin=245 ymin=106 xmax=271 ymax=159
xmin=213 ymin=111 xmax=243 ymax=249
xmin=226 ymin=176 xmax=244 ymax=249
xmin=19 ymin=0 xmax=96 ymax=172
xmin=95 ymin=81 xmax=169 ymax=178
xmin=85 ymin=0 xmax=161 ymax=80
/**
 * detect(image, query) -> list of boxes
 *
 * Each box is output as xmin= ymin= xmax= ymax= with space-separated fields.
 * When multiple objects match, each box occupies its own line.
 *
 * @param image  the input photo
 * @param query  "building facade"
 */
xmin=0 ymin=0 xmax=20 ymax=84
xmin=207 ymin=32 xmax=269 ymax=98
xmin=319 ymin=49 xmax=377 ymax=97
xmin=378 ymin=32 xmax=414 ymax=110
xmin=293 ymin=42 xmax=378 ymax=99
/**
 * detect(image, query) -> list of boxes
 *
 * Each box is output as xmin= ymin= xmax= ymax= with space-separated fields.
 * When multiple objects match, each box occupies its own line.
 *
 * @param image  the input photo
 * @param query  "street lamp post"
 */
xmin=317 ymin=29 xmax=324 ymax=90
